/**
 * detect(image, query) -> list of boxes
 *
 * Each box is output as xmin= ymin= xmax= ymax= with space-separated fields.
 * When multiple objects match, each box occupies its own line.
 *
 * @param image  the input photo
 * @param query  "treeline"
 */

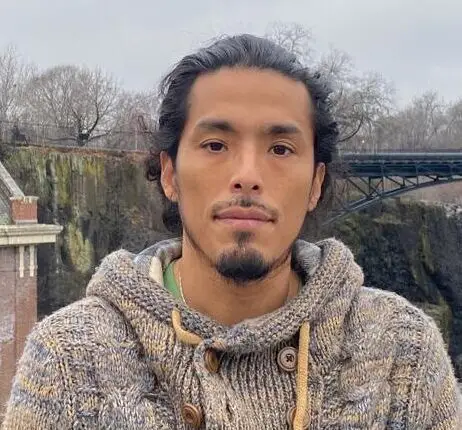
xmin=265 ymin=22 xmax=462 ymax=153
xmin=1 ymin=22 xmax=461 ymax=152
xmin=0 ymin=46 xmax=156 ymax=149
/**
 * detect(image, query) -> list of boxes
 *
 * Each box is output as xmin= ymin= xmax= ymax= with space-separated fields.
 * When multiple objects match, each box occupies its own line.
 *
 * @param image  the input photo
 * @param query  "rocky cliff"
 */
xmin=4 ymin=146 xmax=171 ymax=316
xmin=5 ymin=146 xmax=462 ymax=377
xmin=326 ymin=199 xmax=462 ymax=377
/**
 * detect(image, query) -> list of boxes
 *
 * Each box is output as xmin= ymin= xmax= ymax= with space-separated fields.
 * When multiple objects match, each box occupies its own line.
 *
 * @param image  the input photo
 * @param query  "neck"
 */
xmin=175 ymin=239 xmax=300 ymax=326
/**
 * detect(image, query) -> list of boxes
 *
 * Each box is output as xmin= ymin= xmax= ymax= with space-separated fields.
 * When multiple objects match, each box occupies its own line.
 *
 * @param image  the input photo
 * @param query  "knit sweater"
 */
xmin=2 ymin=238 xmax=461 ymax=429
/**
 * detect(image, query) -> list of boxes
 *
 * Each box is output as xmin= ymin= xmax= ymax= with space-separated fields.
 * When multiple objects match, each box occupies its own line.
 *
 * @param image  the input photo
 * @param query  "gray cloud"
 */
xmin=1 ymin=0 xmax=461 ymax=104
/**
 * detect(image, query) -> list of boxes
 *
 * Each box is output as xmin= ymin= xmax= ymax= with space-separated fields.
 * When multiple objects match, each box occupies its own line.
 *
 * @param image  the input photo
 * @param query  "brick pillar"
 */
xmin=0 ymin=244 xmax=37 ymax=417
xmin=14 ymin=245 xmax=37 ymax=360
xmin=0 ymin=247 xmax=18 ymax=414
xmin=10 ymin=196 xmax=38 ymax=224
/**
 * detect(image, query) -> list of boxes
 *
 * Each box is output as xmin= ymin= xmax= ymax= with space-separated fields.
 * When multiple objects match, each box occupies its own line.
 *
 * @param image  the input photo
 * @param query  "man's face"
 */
xmin=161 ymin=67 xmax=325 ymax=282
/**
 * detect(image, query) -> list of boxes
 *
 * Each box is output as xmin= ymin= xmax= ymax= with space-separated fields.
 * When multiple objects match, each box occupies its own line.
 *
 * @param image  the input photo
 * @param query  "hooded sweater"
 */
xmin=2 ymin=238 xmax=461 ymax=429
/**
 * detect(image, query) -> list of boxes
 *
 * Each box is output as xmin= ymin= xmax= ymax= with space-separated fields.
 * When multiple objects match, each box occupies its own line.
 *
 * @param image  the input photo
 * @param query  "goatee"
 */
xmin=215 ymin=231 xmax=270 ymax=284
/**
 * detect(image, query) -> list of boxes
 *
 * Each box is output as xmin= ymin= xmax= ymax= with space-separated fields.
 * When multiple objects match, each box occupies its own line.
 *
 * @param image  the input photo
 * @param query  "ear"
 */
xmin=160 ymin=151 xmax=178 ymax=202
xmin=307 ymin=163 xmax=326 ymax=212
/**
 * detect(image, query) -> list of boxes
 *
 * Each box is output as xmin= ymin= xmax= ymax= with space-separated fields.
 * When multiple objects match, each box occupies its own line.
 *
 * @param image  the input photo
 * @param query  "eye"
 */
xmin=271 ymin=144 xmax=294 ymax=156
xmin=202 ymin=141 xmax=226 ymax=153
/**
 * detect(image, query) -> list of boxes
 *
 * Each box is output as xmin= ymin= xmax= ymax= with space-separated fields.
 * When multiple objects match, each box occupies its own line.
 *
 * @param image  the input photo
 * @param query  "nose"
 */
xmin=229 ymin=149 xmax=263 ymax=195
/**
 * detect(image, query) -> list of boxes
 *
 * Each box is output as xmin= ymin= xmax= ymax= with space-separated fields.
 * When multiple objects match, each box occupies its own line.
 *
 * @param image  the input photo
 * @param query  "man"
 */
xmin=3 ymin=35 xmax=461 ymax=429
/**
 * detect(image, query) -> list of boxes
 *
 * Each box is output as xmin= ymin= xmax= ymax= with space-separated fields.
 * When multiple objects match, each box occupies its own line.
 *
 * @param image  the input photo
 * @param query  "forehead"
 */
xmin=186 ymin=67 xmax=313 ymax=131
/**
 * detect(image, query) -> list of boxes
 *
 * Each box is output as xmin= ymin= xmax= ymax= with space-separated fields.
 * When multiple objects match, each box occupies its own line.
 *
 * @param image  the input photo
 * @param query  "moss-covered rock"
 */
xmin=323 ymin=198 xmax=462 ymax=377
xmin=5 ymin=147 xmax=171 ymax=316
xmin=66 ymin=221 xmax=94 ymax=273
xmin=416 ymin=301 xmax=452 ymax=345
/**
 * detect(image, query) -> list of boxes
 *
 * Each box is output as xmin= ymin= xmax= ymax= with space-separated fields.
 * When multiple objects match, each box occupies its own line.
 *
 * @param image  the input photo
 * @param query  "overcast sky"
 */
xmin=2 ymin=0 xmax=461 ymax=105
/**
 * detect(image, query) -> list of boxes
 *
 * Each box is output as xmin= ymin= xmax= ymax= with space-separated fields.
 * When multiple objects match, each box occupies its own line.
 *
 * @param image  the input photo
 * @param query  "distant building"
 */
xmin=0 ymin=160 xmax=62 ymax=415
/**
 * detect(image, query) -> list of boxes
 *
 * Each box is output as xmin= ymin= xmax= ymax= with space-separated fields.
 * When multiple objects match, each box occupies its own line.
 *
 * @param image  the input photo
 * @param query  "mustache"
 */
xmin=211 ymin=197 xmax=279 ymax=220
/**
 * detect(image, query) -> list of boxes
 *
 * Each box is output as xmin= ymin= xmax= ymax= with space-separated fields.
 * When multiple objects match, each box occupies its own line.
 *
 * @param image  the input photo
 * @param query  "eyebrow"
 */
xmin=262 ymin=123 xmax=302 ymax=136
xmin=196 ymin=119 xmax=302 ymax=136
xmin=196 ymin=119 xmax=236 ymax=133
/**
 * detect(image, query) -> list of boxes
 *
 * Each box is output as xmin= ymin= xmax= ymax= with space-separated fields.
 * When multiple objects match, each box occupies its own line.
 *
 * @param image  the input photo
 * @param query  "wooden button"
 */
xmin=286 ymin=406 xmax=309 ymax=429
xmin=181 ymin=403 xmax=203 ymax=428
xmin=204 ymin=349 xmax=220 ymax=373
xmin=277 ymin=346 xmax=297 ymax=372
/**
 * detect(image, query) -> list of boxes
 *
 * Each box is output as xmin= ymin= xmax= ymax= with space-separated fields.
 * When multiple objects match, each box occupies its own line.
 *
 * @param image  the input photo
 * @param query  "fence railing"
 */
xmin=1 ymin=120 xmax=460 ymax=154
xmin=0 ymin=120 xmax=151 ymax=151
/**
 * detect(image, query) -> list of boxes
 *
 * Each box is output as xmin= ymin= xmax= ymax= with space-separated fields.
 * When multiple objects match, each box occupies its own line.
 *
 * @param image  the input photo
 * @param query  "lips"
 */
xmin=214 ymin=207 xmax=273 ymax=223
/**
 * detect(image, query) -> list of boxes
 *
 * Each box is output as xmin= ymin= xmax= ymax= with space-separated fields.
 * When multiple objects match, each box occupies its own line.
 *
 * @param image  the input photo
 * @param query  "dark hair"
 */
xmin=145 ymin=34 xmax=339 ymax=234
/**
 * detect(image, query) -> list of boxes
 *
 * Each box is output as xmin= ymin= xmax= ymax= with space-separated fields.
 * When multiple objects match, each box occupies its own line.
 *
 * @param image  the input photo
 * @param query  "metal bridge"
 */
xmin=328 ymin=151 xmax=462 ymax=223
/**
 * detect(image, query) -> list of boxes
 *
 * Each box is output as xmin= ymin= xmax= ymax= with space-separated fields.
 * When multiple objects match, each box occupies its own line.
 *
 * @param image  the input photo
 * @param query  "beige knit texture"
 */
xmin=2 ymin=238 xmax=461 ymax=429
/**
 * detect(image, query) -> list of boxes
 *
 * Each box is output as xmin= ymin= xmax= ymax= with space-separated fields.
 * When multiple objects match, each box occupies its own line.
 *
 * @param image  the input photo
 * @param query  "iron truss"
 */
xmin=327 ymin=152 xmax=462 ymax=223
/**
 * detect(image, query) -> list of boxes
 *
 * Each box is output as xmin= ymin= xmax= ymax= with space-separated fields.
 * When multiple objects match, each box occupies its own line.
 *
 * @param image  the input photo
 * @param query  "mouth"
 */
xmin=214 ymin=207 xmax=274 ymax=229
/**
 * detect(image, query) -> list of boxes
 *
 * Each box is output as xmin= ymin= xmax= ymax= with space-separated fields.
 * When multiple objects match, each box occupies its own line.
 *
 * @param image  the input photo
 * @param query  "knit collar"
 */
xmin=87 ymin=238 xmax=363 ymax=369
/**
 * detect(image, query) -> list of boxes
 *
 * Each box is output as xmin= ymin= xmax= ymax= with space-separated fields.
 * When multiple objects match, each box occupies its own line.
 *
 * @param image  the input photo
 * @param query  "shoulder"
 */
xmin=28 ymin=295 xmax=136 ymax=357
xmin=351 ymin=286 xmax=436 ymax=332
xmin=5 ymin=297 xmax=141 ymax=427
xmin=343 ymin=289 xmax=461 ymax=426
xmin=346 ymin=286 xmax=446 ymax=359
xmin=344 ymin=286 xmax=454 ymax=386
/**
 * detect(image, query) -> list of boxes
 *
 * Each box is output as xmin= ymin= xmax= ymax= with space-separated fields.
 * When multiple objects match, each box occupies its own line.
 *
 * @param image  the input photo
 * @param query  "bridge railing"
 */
xmin=338 ymin=144 xmax=462 ymax=155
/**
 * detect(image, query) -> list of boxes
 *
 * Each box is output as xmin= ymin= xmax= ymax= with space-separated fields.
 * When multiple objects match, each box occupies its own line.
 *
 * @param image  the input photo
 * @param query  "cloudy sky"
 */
xmin=2 ymin=0 xmax=461 ymax=105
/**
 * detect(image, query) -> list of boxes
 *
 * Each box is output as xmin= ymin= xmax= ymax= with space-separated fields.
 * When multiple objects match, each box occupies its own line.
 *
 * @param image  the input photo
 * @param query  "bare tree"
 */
xmin=402 ymin=91 xmax=447 ymax=150
xmin=444 ymin=98 xmax=462 ymax=150
xmin=0 ymin=45 xmax=34 ymax=141
xmin=265 ymin=23 xmax=395 ymax=152
xmin=317 ymin=48 xmax=394 ymax=150
xmin=317 ymin=48 xmax=354 ymax=82
xmin=265 ymin=21 xmax=313 ymax=63
xmin=26 ymin=65 xmax=119 ymax=145
xmin=372 ymin=91 xmax=448 ymax=152
xmin=110 ymin=90 xmax=158 ymax=149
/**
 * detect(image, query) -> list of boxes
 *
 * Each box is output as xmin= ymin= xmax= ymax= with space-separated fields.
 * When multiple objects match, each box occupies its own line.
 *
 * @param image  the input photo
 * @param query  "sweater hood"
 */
xmin=86 ymin=238 xmax=363 ymax=370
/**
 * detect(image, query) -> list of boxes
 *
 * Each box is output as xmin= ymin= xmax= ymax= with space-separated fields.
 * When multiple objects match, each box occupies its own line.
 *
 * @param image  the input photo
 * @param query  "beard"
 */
xmin=215 ymin=231 xmax=270 ymax=283
xmin=183 ymin=220 xmax=292 ymax=285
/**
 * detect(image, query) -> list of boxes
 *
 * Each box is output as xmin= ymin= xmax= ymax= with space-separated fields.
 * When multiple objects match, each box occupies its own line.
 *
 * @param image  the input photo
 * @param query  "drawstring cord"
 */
xmin=294 ymin=322 xmax=311 ymax=430
xmin=172 ymin=308 xmax=202 ymax=346
xmin=171 ymin=309 xmax=311 ymax=429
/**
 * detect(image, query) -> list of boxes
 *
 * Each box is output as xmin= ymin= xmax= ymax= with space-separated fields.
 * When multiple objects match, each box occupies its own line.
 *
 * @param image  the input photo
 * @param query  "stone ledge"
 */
xmin=0 ymin=224 xmax=63 ymax=246
xmin=0 ymin=161 xmax=24 ymax=198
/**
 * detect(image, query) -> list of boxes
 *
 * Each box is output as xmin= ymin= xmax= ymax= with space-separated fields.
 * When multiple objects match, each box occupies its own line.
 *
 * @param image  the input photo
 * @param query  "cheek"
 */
xmin=274 ymin=186 xmax=311 ymax=243
xmin=176 ymin=165 xmax=216 ymax=221
xmin=283 ymin=198 xmax=310 ymax=233
xmin=278 ymin=175 xmax=311 ymax=219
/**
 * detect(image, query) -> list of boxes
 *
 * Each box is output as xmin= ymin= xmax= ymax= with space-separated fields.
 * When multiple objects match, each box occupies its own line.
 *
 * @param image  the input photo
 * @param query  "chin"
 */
xmin=215 ymin=244 xmax=270 ymax=283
